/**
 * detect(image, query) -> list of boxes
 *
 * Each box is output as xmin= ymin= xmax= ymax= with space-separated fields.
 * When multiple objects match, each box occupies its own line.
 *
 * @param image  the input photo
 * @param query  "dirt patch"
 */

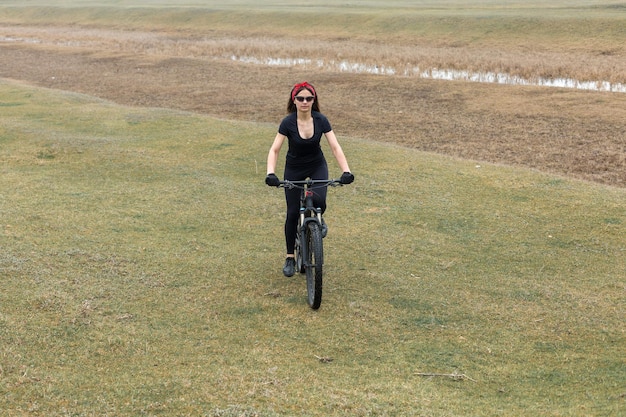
xmin=1 ymin=30 xmax=625 ymax=187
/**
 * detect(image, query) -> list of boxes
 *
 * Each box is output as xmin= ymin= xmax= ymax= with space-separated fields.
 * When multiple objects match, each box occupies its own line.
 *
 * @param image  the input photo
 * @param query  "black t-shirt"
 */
xmin=278 ymin=111 xmax=332 ymax=167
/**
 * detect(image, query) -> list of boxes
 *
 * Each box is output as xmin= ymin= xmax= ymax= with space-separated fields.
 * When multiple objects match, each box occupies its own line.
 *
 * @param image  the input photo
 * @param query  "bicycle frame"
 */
xmin=282 ymin=178 xmax=341 ymax=234
xmin=300 ymin=182 xmax=323 ymax=230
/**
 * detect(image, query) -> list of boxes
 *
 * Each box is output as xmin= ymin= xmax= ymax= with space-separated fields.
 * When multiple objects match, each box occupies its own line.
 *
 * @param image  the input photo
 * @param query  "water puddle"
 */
xmin=232 ymin=55 xmax=626 ymax=93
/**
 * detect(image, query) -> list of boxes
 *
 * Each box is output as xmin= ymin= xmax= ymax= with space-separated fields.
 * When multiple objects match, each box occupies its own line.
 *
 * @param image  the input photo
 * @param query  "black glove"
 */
xmin=265 ymin=173 xmax=280 ymax=187
xmin=340 ymin=172 xmax=354 ymax=184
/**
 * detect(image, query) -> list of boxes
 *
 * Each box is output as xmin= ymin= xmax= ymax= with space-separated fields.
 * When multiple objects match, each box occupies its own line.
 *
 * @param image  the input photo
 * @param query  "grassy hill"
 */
xmin=1 ymin=79 xmax=624 ymax=416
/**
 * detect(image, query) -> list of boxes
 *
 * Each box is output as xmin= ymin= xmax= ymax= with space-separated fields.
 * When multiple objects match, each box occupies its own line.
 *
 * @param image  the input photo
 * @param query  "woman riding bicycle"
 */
xmin=265 ymin=81 xmax=354 ymax=277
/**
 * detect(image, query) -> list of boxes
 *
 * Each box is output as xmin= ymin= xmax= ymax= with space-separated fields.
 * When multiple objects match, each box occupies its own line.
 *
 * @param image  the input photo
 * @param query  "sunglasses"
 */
xmin=295 ymin=96 xmax=315 ymax=103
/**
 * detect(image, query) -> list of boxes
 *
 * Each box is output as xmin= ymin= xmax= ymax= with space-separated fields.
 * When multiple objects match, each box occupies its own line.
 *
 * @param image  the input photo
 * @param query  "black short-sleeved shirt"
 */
xmin=278 ymin=111 xmax=332 ymax=167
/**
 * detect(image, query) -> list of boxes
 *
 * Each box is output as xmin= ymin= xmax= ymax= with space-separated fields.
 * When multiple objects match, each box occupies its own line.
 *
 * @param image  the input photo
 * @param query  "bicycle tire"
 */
xmin=305 ymin=221 xmax=324 ymax=309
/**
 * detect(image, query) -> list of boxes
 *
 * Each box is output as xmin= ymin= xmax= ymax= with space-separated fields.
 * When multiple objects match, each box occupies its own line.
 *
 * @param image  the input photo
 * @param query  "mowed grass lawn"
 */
xmin=1 ymin=80 xmax=625 ymax=416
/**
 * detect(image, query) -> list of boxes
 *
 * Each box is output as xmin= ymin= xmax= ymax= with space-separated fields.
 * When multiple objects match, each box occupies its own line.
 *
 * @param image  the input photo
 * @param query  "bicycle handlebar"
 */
xmin=278 ymin=178 xmax=343 ymax=189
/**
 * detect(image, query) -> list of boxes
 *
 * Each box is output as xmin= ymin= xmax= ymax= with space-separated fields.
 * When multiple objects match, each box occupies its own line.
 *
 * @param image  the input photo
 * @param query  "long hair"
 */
xmin=287 ymin=82 xmax=321 ymax=113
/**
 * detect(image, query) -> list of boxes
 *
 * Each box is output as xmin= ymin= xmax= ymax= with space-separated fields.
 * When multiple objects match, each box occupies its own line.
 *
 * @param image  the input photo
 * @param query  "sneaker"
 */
xmin=283 ymin=257 xmax=296 ymax=277
xmin=321 ymin=218 xmax=328 ymax=238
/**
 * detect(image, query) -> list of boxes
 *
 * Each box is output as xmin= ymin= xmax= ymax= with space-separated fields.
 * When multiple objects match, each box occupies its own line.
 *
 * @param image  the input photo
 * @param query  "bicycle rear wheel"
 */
xmin=305 ymin=221 xmax=323 ymax=309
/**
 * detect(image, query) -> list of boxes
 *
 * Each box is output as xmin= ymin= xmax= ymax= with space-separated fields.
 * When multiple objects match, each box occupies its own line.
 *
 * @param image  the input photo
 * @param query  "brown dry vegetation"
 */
xmin=1 ymin=24 xmax=625 ymax=186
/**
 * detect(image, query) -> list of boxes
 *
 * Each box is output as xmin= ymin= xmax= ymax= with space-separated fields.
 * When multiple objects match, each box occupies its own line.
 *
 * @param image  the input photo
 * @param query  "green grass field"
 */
xmin=1 ymin=76 xmax=624 ymax=416
xmin=3 ymin=0 xmax=626 ymax=43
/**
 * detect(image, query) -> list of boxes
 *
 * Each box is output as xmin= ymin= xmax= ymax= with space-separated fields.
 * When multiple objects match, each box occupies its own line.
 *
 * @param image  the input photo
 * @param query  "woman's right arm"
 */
xmin=266 ymin=133 xmax=286 ymax=175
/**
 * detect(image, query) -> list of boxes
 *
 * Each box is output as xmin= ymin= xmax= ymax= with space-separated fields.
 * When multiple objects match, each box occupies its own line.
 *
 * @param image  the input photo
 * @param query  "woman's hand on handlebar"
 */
xmin=265 ymin=173 xmax=281 ymax=187
xmin=340 ymin=172 xmax=354 ymax=184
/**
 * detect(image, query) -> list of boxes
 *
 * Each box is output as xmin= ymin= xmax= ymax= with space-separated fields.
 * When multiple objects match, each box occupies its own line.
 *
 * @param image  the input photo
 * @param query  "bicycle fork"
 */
xmin=299 ymin=189 xmax=322 ymax=268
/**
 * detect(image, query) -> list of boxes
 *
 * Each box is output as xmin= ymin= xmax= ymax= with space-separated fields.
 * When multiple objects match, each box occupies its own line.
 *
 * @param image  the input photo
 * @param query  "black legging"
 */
xmin=284 ymin=160 xmax=328 ymax=254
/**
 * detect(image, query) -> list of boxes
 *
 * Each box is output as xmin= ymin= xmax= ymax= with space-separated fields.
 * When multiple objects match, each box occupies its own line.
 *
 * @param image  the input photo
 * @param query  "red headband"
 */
xmin=291 ymin=82 xmax=316 ymax=100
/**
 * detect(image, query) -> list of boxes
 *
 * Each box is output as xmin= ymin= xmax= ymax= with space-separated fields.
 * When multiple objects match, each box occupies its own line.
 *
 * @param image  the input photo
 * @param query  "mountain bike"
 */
xmin=279 ymin=178 xmax=344 ymax=310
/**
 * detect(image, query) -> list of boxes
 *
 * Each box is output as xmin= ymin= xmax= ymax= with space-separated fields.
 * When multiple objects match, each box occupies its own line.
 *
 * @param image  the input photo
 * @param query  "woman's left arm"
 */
xmin=325 ymin=130 xmax=351 ymax=173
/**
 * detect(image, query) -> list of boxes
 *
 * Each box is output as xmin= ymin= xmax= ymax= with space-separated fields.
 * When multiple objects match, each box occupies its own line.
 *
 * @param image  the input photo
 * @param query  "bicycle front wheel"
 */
xmin=305 ymin=221 xmax=324 ymax=309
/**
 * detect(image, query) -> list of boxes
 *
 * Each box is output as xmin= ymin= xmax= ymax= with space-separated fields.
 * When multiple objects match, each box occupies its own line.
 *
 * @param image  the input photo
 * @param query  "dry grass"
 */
xmin=2 ymin=38 xmax=624 ymax=186
xmin=2 ymin=22 xmax=625 ymax=85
